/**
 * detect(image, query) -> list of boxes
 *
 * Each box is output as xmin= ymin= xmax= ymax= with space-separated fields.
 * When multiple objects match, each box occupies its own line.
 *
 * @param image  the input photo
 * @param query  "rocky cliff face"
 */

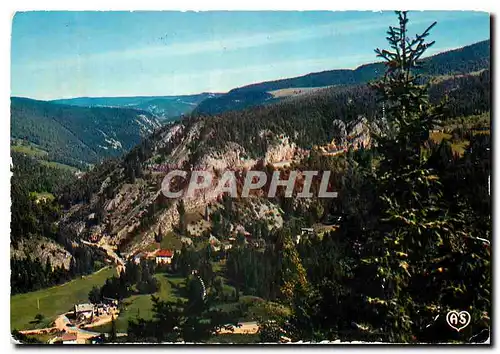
xmin=198 ymin=142 xmax=257 ymax=171
xmin=330 ymin=115 xmax=383 ymax=150
xmin=11 ymin=237 xmax=72 ymax=270
xmin=59 ymin=119 xmax=263 ymax=256
xmin=347 ymin=116 xmax=373 ymax=149
xmin=59 ymin=111 xmax=378 ymax=257
xmin=265 ymin=135 xmax=296 ymax=165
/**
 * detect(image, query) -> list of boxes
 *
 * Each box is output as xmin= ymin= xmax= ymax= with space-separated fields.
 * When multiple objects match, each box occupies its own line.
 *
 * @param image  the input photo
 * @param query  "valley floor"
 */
xmin=11 ymin=266 xmax=115 ymax=332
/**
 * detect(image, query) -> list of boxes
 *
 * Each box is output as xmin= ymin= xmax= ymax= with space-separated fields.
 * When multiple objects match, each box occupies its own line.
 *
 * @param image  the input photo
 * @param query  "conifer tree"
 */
xmin=358 ymin=11 xmax=490 ymax=343
xmin=276 ymin=228 xmax=308 ymax=303
xmin=110 ymin=315 xmax=117 ymax=342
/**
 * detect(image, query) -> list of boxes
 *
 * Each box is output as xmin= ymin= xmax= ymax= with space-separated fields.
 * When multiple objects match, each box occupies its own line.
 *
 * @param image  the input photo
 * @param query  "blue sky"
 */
xmin=11 ymin=11 xmax=490 ymax=100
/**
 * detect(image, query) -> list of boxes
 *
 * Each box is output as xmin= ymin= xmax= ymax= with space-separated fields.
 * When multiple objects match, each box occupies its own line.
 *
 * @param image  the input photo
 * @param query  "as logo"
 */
xmin=446 ymin=310 xmax=471 ymax=332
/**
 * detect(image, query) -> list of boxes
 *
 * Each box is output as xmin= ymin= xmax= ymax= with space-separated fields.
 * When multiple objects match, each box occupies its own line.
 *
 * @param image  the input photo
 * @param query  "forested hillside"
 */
xmin=196 ymin=69 xmax=489 ymax=158
xmin=10 ymin=11 xmax=490 ymax=344
xmin=11 ymin=97 xmax=162 ymax=168
xmin=195 ymin=39 xmax=490 ymax=115
xmin=10 ymin=152 xmax=105 ymax=294
xmin=53 ymin=37 xmax=491 ymax=253
xmin=51 ymin=92 xmax=222 ymax=121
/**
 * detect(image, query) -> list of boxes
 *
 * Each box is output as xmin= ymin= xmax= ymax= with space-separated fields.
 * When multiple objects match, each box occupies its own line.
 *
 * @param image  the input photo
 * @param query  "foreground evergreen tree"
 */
xmin=276 ymin=227 xmax=309 ymax=303
xmin=109 ymin=315 xmax=117 ymax=342
xmin=286 ymin=11 xmax=490 ymax=344
xmin=127 ymin=286 xmax=239 ymax=343
xmin=357 ymin=11 xmax=490 ymax=343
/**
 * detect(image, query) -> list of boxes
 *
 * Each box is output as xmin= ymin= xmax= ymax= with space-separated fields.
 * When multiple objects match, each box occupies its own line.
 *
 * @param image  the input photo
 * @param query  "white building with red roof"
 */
xmin=155 ymin=249 xmax=173 ymax=264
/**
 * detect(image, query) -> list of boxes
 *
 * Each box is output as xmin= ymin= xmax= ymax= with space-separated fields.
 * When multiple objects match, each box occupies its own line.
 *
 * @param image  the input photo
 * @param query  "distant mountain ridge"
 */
xmin=11 ymin=39 xmax=489 ymax=169
xmin=51 ymin=93 xmax=223 ymax=121
xmin=11 ymin=97 xmax=162 ymax=168
xmin=194 ymin=39 xmax=490 ymax=115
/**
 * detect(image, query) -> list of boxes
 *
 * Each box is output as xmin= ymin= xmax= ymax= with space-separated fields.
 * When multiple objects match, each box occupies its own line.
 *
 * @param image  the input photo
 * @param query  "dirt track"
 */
xmin=81 ymin=240 xmax=125 ymax=274
xmin=218 ymin=321 xmax=259 ymax=335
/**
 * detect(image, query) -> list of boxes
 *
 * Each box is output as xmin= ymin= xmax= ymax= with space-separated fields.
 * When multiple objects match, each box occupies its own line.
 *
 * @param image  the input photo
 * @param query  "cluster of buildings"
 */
xmin=73 ymin=298 xmax=118 ymax=323
xmin=132 ymin=248 xmax=175 ymax=265
xmin=57 ymin=333 xmax=78 ymax=345
xmin=207 ymin=235 xmax=235 ymax=252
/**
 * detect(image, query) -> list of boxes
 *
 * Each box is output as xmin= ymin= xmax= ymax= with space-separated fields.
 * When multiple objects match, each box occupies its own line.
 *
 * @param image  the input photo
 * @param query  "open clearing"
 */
xmin=268 ymin=86 xmax=331 ymax=98
xmin=11 ymin=144 xmax=48 ymax=158
xmin=40 ymin=160 xmax=79 ymax=172
xmin=92 ymin=274 xmax=186 ymax=333
xmin=11 ymin=266 xmax=115 ymax=331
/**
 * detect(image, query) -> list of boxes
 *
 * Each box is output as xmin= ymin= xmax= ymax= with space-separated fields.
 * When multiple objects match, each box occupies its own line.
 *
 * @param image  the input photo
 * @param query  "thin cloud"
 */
xmin=20 ymin=12 xmax=445 ymax=71
xmin=12 ymin=11 xmax=487 ymax=99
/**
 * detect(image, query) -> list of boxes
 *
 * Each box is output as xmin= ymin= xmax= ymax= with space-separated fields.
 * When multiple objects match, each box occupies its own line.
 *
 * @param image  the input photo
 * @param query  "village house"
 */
xmin=301 ymin=227 xmax=314 ymax=235
xmin=74 ymin=303 xmax=95 ymax=319
xmin=60 ymin=333 xmax=78 ymax=344
xmin=155 ymin=249 xmax=173 ymax=264
xmin=95 ymin=304 xmax=106 ymax=316
xmin=102 ymin=297 xmax=119 ymax=306
xmin=133 ymin=252 xmax=146 ymax=264
xmin=94 ymin=303 xmax=116 ymax=317
xmin=296 ymin=228 xmax=315 ymax=244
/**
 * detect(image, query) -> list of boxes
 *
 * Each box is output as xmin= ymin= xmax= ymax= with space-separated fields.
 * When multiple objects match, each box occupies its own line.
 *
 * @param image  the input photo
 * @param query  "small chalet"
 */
xmin=155 ymin=249 xmax=174 ymax=264
xmin=133 ymin=252 xmax=146 ymax=265
xmin=301 ymin=228 xmax=314 ymax=235
xmin=102 ymin=297 xmax=119 ymax=306
xmin=222 ymin=241 xmax=232 ymax=251
xmin=61 ymin=333 xmax=78 ymax=344
xmin=296 ymin=228 xmax=315 ymax=244
xmin=74 ymin=303 xmax=95 ymax=319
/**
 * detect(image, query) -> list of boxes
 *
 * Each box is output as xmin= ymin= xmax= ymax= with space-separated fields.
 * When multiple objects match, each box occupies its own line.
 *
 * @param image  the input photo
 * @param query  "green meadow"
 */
xmin=11 ymin=266 xmax=115 ymax=331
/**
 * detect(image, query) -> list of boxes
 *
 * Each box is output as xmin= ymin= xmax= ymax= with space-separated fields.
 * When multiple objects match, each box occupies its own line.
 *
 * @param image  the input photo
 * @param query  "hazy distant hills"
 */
xmin=51 ymin=93 xmax=223 ymax=121
xmin=10 ymin=39 xmax=489 ymax=170
xmin=9 ymin=35 xmax=489 ymax=276
xmin=55 ymin=64 xmax=490 ymax=259
xmin=194 ymin=39 xmax=490 ymax=115
xmin=11 ymin=97 xmax=162 ymax=169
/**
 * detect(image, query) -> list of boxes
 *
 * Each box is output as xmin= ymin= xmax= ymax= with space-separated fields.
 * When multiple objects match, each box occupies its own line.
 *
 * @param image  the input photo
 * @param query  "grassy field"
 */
xmin=429 ymin=131 xmax=488 ymax=157
xmin=450 ymin=140 xmax=469 ymax=156
xmin=92 ymin=273 xmax=186 ymax=333
xmin=29 ymin=192 xmax=55 ymax=203
xmin=429 ymin=131 xmax=469 ymax=156
xmin=10 ymin=266 xmax=115 ymax=331
xmin=88 ymin=267 xmax=285 ymax=339
xmin=11 ymin=144 xmax=48 ymax=158
xmin=269 ymin=86 xmax=331 ymax=98
xmin=428 ymin=113 xmax=490 ymax=157
xmin=40 ymin=160 xmax=79 ymax=173
xmin=429 ymin=131 xmax=452 ymax=144
xmin=11 ymin=143 xmax=79 ymax=173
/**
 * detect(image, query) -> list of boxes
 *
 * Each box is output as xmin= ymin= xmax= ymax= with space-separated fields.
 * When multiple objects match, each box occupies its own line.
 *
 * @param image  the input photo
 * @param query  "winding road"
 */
xmin=218 ymin=321 xmax=260 ymax=335
xmin=81 ymin=240 xmax=126 ymax=274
